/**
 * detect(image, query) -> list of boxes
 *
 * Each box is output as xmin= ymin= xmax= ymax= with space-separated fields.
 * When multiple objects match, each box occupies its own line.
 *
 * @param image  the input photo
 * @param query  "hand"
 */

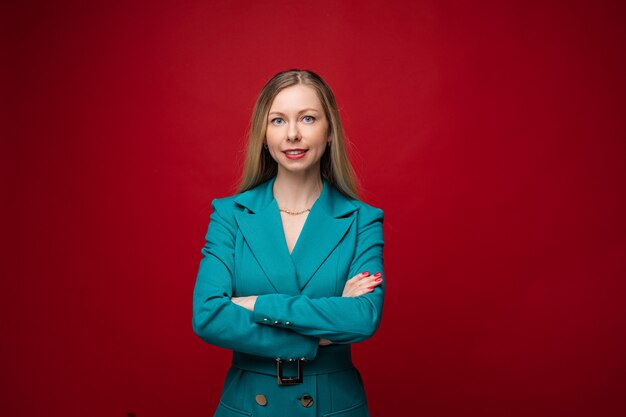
xmin=231 ymin=295 xmax=258 ymax=312
xmin=342 ymin=271 xmax=383 ymax=297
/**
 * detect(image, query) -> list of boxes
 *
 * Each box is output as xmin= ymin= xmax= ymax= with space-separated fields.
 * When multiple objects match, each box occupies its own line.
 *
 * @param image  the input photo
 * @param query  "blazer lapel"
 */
xmin=291 ymin=178 xmax=357 ymax=290
xmin=233 ymin=177 xmax=300 ymax=295
xmin=233 ymin=176 xmax=358 ymax=294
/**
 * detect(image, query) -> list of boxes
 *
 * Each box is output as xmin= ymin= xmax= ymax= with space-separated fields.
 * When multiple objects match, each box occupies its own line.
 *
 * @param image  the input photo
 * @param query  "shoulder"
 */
xmin=210 ymin=179 xmax=268 ymax=215
xmin=208 ymin=178 xmax=270 ymax=219
xmin=346 ymin=198 xmax=384 ymax=228
xmin=345 ymin=199 xmax=384 ymax=244
xmin=210 ymin=194 xmax=240 ymax=214
xmin=325 ymin=180 xmax=383 ymax=222
xmin=205 ymin=195 xmax=243 ymax=234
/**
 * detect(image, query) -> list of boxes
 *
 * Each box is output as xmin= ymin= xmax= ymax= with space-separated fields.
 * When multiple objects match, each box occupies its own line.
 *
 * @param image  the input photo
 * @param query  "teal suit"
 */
xmin=192 ymin=175 xmax=385 ymax=417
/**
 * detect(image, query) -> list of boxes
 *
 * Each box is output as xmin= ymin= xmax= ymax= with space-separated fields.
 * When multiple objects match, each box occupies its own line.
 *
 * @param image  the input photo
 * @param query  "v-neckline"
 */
xmin=274 ymin=197 xmax=317 ymax=258
xmin=284 ymin=211 xmax=309 ymax=256
xmin=272 ymin=179 xmax=325 ymax=258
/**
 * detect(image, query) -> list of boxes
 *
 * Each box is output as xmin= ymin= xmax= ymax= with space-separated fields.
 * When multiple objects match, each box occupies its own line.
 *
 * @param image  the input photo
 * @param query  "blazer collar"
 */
xmin=233 ymin=176 xmax=357 ymax=218
xmin=233 ymin=176 xmax=358 ymax=294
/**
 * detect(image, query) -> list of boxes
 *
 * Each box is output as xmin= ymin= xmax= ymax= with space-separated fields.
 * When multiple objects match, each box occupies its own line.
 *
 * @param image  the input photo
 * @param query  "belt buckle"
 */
xmin=276 ymin=358 xmax=304 ymax=385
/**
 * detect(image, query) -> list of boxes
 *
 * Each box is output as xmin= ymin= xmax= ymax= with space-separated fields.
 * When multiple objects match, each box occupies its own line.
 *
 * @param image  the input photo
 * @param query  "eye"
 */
xmin=270 ymin=117 xmax=284 ymax=126
xmin=302 ymin=115 xmax=316 ymax=123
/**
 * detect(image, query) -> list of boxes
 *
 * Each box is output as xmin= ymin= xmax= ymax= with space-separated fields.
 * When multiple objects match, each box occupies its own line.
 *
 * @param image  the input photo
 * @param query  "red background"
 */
xmin=4 ymin=1 xmax=626 ymax=416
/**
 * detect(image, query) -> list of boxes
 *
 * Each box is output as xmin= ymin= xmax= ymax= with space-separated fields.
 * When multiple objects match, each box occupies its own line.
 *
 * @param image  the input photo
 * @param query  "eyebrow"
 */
xmin=268 ymin=108 xmax=320 ymax=116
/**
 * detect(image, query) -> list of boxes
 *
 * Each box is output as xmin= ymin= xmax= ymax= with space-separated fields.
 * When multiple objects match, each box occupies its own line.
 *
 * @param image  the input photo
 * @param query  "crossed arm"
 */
xmin=192 ymin=198 xmax=385 ymax=360
xmin=232 ymin=270 xmax=383 ymax=345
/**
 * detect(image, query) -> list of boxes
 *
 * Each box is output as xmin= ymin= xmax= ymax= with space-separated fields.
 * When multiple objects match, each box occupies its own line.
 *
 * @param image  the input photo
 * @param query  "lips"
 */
xmin=283 ymin=149 xmax=308 ymax=159
xmin=283 ymin=149 xmax=307 ymax=154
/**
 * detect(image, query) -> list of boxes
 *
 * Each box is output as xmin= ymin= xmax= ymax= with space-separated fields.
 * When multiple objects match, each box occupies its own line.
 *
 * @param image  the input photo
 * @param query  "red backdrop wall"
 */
xmin=4 ymin=1 xmax=626 ymax=416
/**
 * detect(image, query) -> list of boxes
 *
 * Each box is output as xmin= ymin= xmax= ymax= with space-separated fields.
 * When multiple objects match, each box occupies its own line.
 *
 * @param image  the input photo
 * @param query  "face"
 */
xmin=265 ymin=84 xmax=330 ymax=176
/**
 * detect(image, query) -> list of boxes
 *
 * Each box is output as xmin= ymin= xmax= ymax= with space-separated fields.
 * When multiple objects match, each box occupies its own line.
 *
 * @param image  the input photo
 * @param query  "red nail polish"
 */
xmin=368 ymin=286 xmax=374 ymax=290
xmin=374 ymin=272 xmax=381 ymax=277
xmin=362 ymin=271 xmax=370 ymax=275
xmin=375 ymin=277 xmax=382 ymax=282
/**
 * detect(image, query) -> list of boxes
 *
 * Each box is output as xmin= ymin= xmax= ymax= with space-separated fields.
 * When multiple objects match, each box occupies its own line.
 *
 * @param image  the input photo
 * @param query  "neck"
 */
xmin=273 ymin=168 xmax=323 ymax=211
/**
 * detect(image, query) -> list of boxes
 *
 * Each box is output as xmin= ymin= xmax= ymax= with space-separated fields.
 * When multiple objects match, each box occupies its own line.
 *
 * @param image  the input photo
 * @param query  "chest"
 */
xmin=232 ymin=213 xmax=358 ymax=297
xmin=279 ymin=212 xmax=308 ymax=255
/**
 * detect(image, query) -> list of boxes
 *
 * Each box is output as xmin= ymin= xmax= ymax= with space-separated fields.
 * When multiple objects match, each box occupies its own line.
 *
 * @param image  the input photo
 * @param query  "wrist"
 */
xmin=248 ymin=295 xmax=258 ymax=311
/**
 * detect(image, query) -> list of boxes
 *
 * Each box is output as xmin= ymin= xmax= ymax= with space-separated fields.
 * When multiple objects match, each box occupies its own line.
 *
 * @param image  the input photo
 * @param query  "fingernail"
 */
xmin=362 ymin=271 xmax=370 ymax=275
xmin=368 ymin=286 xmax=374 ymax=290
xmin=375 ymin=277 xmax=382 ymax=282
xmin=374 ymin=272 xmax=381 ymax=277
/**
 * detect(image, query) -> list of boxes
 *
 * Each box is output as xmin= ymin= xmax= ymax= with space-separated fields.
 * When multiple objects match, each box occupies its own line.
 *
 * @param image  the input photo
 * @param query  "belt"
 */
xmin=231 ymin=344 xmax=354 ymax=385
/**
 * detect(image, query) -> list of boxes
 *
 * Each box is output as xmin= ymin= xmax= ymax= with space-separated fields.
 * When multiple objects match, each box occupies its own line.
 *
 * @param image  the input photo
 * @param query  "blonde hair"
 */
xmin=237 ymin=69 xmax=360 ymax=200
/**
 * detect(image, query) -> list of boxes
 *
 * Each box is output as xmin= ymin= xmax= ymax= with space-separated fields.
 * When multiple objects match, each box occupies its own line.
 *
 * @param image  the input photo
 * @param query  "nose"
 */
xmin=287 ymin=121 xmax=300 ymax=142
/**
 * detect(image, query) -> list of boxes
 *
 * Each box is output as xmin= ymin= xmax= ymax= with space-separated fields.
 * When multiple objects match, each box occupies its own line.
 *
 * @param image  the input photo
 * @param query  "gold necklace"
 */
xmin=279 ymin=207 xmax=311 ymax=215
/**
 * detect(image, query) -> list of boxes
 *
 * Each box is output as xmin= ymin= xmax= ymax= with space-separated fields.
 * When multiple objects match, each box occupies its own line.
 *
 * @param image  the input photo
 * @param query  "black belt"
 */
xmin=231 ymin=345 xmax=354 ymax=385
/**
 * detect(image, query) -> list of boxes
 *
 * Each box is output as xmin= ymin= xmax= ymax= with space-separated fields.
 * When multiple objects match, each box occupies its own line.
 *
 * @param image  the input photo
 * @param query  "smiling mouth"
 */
xmin=284 ymin=149 xmax=307 ymax=155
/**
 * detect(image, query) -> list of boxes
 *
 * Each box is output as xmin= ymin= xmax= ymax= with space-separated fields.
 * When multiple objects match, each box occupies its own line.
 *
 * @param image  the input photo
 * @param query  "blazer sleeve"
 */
xmin=192 ymin=198 xmax=319 ymax=360
xmin=251 ymin=205 xmax=385 ymax=344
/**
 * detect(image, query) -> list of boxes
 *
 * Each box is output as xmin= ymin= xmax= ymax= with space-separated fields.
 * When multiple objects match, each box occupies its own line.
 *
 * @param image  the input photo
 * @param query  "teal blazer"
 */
xmin=192 ymin=175 xmax=385 ymax=416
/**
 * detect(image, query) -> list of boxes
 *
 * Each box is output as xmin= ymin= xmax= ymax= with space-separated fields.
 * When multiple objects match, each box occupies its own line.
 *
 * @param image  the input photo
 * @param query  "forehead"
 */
xmin=269 ymin=85 xmax=323 ymax=112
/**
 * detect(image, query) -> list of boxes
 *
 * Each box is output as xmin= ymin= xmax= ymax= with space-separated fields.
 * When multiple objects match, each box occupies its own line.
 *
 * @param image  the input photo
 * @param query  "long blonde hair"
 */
xmin=237 ymin=69 xmax=360 ymax=200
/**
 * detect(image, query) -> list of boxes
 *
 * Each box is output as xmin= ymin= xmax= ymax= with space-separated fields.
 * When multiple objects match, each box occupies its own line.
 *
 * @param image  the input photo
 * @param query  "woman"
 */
xmin=192 ymin=69 xmax=385 ymax=417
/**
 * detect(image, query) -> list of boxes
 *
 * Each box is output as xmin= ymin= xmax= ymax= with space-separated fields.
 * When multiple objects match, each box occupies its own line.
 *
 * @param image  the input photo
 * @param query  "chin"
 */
xmin=278 ymin=162 xmax=321 ymax=175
